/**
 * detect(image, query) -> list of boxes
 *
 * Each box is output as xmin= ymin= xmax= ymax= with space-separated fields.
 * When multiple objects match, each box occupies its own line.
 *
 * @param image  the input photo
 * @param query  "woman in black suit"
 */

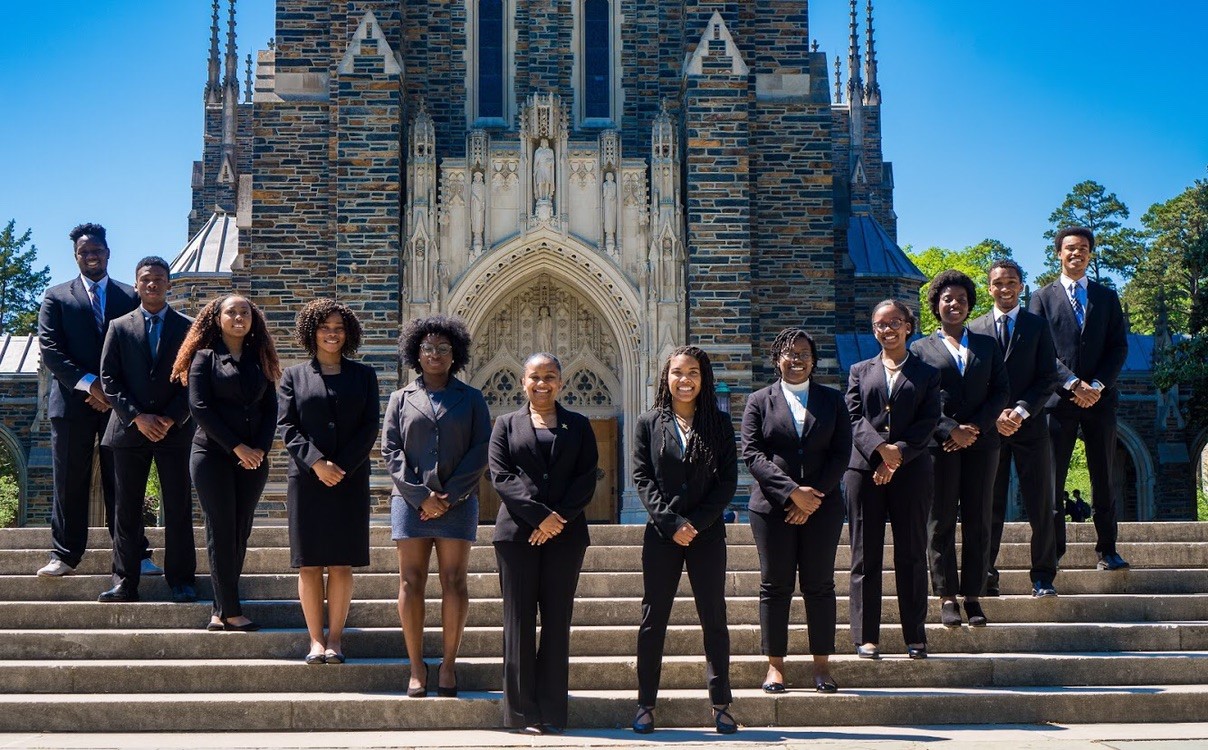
xmin=845 ymin=299 xmax=940 ymax=660
xmin=278 ymin=300 xmax=381 ymax=664
xmin=632 ymin=346 xmax=738 ymax=735
xmin=910 ymin=271 xmax=1008 ymax=629
xmin=172 ymin=295 xmax=280 ymax=632
xmin=742 ymin=328 xmax=850 ymax=693
xmin=490 ymin=352 xmax=598 ymax=735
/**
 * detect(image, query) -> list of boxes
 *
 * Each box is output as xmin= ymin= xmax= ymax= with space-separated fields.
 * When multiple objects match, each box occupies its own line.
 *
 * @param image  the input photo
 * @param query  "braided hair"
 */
xmin=652 ymin=345 xmax=730 ymax=468
xmin=768 ymin=327 xmax=818 ymax=372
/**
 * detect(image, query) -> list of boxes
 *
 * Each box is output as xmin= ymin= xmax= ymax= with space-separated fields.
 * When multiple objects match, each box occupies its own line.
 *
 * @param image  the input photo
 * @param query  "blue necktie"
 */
xmin=1069 ymin=282 xmax=1086 ymax=328
xmin=148 ymin=316 xmax=162 ymax=362
xmin=88 ymin=281 xmax=104 ymax=335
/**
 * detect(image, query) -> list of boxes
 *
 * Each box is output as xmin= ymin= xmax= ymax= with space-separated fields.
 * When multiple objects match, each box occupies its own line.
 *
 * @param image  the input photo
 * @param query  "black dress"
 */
xmin=278 ymin=359 xmax=381 ymax=568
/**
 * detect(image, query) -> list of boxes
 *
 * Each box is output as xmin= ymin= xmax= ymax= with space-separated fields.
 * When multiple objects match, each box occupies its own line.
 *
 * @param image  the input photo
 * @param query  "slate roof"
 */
xmin=847 ymin=213 xmax=926 ymax=281
xmin=170 ymin=209 xmax=238 ymax=276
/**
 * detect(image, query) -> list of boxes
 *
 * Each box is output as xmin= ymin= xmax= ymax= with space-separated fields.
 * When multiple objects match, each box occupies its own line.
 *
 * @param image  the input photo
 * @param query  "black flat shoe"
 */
xmin=814 ymin=675 xmax=839 ymax=693
xmin=305 ymin=652 xmax=325 ymax=665
xmin=964 ymin=600 xmax=988 ymax=627
xmin=632 ymin=705 xmax=654 ymax=734
xmin=324 ymin=649 xmax=345 ymax=664
xmin=712 ymin=705 xmax=738 ymax=735
xmin=222 ymin=619 xmax=261 ymax=632
xmin=435 ymin=660 xmax=458 ymax=697
xmin=907 ymin=645 xmax=928 ymax=659
xmin=762 ymin=680 xmax=786 ymax=694
xmin=540 ymin=724 xmax=564 ymax=735
xmin=856 ymin=644 xmax=881 ymax=659
xmin=940 ymin=600 xmax=962 ymax=628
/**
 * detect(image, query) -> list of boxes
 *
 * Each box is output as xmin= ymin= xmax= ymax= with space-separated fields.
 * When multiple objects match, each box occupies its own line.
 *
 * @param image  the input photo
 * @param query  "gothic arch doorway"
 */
xmin=0 ymin=425 xmax=26 ymax=527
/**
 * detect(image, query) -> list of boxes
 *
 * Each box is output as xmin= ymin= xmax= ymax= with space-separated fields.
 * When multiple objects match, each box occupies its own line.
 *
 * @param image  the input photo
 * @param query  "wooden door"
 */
xmin=478 ymin=416 xmax=619 ymax=523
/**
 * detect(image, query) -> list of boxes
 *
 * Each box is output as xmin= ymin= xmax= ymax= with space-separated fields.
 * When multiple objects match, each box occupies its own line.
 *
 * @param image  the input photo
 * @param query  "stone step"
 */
xmin=1 ymin=684 xmax=1207 ymax=731
xmin=3 ymin=622 xmax=1205 ymax=660
xmin=4 ymin=541 xmax=1202 ymax=577
xmin=0 ymin=521 xmax=1202 ymax=550
xmin=3 ymin=594 xmax=1206 ymax=630
xmin=2 ymin=652 xmax=1206 ymax=694
xmin=9 ymin=567 xmax=1205 ymax=602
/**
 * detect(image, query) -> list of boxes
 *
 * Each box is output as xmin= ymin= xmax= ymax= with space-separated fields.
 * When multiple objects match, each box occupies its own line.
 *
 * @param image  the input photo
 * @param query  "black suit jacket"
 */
xmin=846 ymin=354 xmax=941 ymax=471
xmin=741 ymin=381 xmax=850 ymax=514
xmin=489 ymin=404 xmax=598 ymax=545
xmin=187 ymin=344 xmax=278 ymax=454
xmin=1029 ymin=279 xmax=1127 ymax=409
xmin=632 ymin=408 xmax=737 ymax=541
xmin=38 ymin=276 xmax=139 ymax=420
xmin=277 ymin=358 xmax=381 ymax=478
xmin=909 ymin=330 xmax=1009 ymax=450
xmin=99 ymin=306 xmax=194 ymax=449
xmin=968 ymin=308 xmax=1060 ymax=436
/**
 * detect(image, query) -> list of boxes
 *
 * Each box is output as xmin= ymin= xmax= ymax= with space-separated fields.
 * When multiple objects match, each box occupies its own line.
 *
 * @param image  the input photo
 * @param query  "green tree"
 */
xmin=0 ymin=221 xmax=51 ymax=335
xmin=1042 ymin=180 xmax=1138 ymax=286
xmin=906 ymin=239 xmax=1014 ymax=335
xmin=0 ymin=475 xmax=17 ymax=528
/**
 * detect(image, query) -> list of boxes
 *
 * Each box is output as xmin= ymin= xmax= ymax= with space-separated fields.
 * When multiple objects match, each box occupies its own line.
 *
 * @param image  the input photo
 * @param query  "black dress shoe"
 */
xmin=940 ymin=600 xmax=962 ymax=628
xmin=762 ymin=680 xmax=786 ymax=694
xmin=814 ymin=675 xmax=839 ymax=693
xmin=98 ymin=585 xmax=139 ymax=603
xmin=222 ymin=619 xmax=261 ymax=632
xmin=539 ymin=724 xmax=564 ymax=735
xmin=984 ymin=571 xmax=1000 ymax=597
xmin=435 ymin=660 xmax=458 ymax=697
xmin=171 ymin=584 xmax=197 ymax=603
xmin=964 ymin=600 xmax=988 ymax=627
xmin=907 ymin=645 xmax=928 ymax=659
xmin=1097 ymin=552 xmax=1130 ymax=571
xmin=856 ymin=644 xmax=881 ymax=659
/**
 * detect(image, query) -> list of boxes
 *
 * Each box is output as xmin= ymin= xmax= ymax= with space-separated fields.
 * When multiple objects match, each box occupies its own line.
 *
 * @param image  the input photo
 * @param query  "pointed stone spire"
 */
xmin=864 ymin=0 xmax=881 ymax=105
xmin=244 ymin=53 xmax=253 ymax=103
xmin=223 ymin=0 xmax=238 ymax=93
xmin=846 ymin=0 xmax=863 ymax=102
xmin=205 ymin=0 xmax=221 ymax=104
xmin=833 ymin=55 xmax=843 ymax=104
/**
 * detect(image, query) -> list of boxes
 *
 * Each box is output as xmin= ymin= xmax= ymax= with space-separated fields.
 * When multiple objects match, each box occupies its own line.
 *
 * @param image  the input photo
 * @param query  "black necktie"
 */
xmin=998 ymin=316 xmax=1011 ymax=353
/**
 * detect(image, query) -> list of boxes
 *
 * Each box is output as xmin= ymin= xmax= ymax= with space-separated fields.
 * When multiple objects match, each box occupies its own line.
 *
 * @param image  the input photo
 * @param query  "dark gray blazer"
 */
xmin=99 ymin=306 xmax=194 ymax=449
xmin=968 ymin=309 xmax=1061 ymax=438
xmin=38 ymin=276 xmax=139 ymax=420
xmin=1028 ymin=279 xmax=1128 ymax=410
xmin=277 ymin=358 xmax=380 ymax=478
xmin=741 ymin=381 xmax=850 ymax=514
xmin=488 ymin=404 xmax=598 ymax=545
xmin=381 ymin=376 xmax=491 ymax=509
xmin=909 ymin=330 xmax=1009 ymax=451
xmin=846 ymin=354 xmax=941 ymax=471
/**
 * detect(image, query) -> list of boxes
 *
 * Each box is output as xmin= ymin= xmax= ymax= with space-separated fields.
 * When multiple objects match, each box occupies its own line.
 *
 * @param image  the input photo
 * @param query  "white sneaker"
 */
xmin=140 ymin=558 xmax=164 ymax=576
xmin=36 ymin=558 xmax=76 ymax=577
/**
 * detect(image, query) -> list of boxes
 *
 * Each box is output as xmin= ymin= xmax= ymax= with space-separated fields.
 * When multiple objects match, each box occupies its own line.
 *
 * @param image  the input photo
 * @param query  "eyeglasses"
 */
xmin=419 ymin=343 xmax=453 ymax=357
xmin=780 ymin=351 xmax=813 ymax=362
xmin=872 ymin=319 xmax=907 ymax=332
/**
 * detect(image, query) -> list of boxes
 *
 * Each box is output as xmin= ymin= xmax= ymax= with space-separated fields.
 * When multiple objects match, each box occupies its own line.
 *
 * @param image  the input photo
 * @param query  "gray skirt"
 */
xmin=390 ymin=494 xmax=479 ymax=542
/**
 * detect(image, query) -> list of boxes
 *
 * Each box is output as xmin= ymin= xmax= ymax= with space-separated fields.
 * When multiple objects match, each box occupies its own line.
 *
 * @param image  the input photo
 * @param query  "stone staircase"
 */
xmin=0 ymin=521 xmax=1206 ymax=731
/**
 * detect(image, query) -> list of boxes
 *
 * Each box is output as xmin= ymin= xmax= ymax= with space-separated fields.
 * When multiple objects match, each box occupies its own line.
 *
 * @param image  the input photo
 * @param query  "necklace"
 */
xmin=673 ymin=412 xmax=694 ymax=433
xmin=882 ymin=351 xmax=910 ymax=372
xmin=529 ymin=407 xmax=557 ymax=428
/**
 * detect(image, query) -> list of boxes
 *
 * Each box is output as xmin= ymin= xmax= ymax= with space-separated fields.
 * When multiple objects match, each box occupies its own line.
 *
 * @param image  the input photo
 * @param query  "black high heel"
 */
xmin=632 ymin=705 xmax=654 ymax=734
xmin=407 ymin=661 xmax=428 ymax=698
xmin=712 ymin=704 xmax=738 ymax=735
xmin=435 ymin=660 xmax=458 ymax=697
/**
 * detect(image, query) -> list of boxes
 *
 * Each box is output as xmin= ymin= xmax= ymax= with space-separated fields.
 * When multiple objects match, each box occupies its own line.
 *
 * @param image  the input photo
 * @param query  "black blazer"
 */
xmin=846 ymin=353 xmax=941 ymax=471
xmin=38 ymin=276 xmax=139 ymax=420
xmin=968 ymin=309 xmax=1061 ymax=436
xmin=187 ymin=344 xmax=278 ymax=454
xmin=1029 ymin=279 xmax=1128 ymax=409
xmin=741 ymin=381 xmax=850 ymax=514
xmin=632 ymin=408 xmax=737 ymax=541
xmin=277 ymin=358 xmax=380 ymax=478
xmin=489 ymin=404 xmax=598 ymax=545
xmin=99 ymin=306 xmax=194 ymax=449
xmin=909 ymin=330 xmax=1009 ymax=450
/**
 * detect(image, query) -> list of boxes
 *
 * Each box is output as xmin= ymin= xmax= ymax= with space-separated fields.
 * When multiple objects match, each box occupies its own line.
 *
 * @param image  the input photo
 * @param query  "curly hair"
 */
xmin=768 ymin=327 xmax=818 ymax=371
xmin=653 ymin=345 xmax=730 ymax=468
xmin=171 ymin=295 xmax=281 ymax=385
xmin=871 ymin=298 xmax=917 ymax=331
xmin=399 ymin=314 xmax=472 ymax=376
xmin=69 ymin=223 xmax=108 ymax=248
xmin=926 ymin=269 xmax=977 ymax=321
xmin=293 ymin=299 xmax=363 ymax=357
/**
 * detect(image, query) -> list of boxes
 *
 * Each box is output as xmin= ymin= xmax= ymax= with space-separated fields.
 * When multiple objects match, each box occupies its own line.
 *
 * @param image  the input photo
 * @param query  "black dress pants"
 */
xmin=111 ymin=441 xmax=196 ymax=591
xmin=636 ymin=524 xmax=731 ymax=707
xmin=987 ymin=423 xmax=1058 ymax=588
xmin=494 ymin=536 xmax=587 ymax=729
xmin=749 ymin=495 xmax=843 ymax=657
xmin=49 ymin=414 xmax=114 ymax=568
xmin=845 ymin=455 xmax=931 ymax=647
xmin=1048 ymin=403 xmax=1119 ymax=560
xmin=192 ymin=446 xmax=267 ymax=618
xmin=927 ymin=447 xmax=998 ymax=598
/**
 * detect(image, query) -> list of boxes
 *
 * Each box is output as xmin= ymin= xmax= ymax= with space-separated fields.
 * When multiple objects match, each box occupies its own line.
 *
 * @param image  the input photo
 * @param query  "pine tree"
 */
xmin=0 ymin=221 xmax=51 ymax=335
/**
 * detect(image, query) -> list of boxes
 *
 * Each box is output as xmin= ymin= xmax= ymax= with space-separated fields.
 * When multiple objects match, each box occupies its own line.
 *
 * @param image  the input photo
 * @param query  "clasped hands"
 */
xmin=996 ymin=408 xmax=1023 ymax=437
xmin=233 ymin=444 xmax=266 ymax=471
xmin=529 ymin=511 xmax=568 ymax=546
xmin=311 ymin=458 xmax=347 ymax=487
xmin=85 ymin=381 xmax=111 ymax=413
xmin=419 ymin=491 xmax=452 ymax=521
xmin=873 ymin=442 xmax=903 ymax=485
xmin=1070 ymin=380 xmax=1102 ymax=409
xmin=133 ymin=413 xmax=175 ymax=442
xmin=942 ymin=424 xmax=979 ymax=452
xmin=785 ymin=486 xmax=823 ymax=525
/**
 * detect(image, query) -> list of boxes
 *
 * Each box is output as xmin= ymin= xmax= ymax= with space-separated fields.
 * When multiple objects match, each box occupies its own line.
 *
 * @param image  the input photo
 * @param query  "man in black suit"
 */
xmin=969 ymin=259 xmax=1061 ymax=597
xmin=36 ymin=224 xmax=145 ymax=577
xmin=98 ymin=257 xmax=197 ymax=602
xmin=1029 ymin=226 xmax=1129 ymax=570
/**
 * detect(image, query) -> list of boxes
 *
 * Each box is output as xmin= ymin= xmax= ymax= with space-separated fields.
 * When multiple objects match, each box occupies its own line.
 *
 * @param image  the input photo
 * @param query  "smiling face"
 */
xmin=74 ymin=235 xmax=110 ymax=282
xmin=523 ymin=356 xmax=562 ymax=410
xmin=667 ymin=353 xmax=702 ymax=407
xmin=988 ymin=266 xmax=1022 ymax=312
xmin=418 ymin=333 xmax=453 ymax=381
xmin=937 ymin=285 xmax=970 ymax=328
xmin=315 ymin=312 xmax=346 ymax=359
xmin=777 ymin=337 xmax=814 ymax=385
xmin=1059 ymin=234 xmax=1093 ymax=280
xmin=872 ymin=303 xmax=911 ymax=354
xmin=218 ymin=297 xmax=252 ymax=341
xmin=135 ymin=264 xmax=170 ymax=313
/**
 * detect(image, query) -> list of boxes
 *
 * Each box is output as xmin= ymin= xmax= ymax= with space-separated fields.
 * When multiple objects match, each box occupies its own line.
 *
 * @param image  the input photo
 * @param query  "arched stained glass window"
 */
xmin=583 ymin=0 xmax=610 ymax=120
xmin=478 ymin=0 xmax=504 ymax=119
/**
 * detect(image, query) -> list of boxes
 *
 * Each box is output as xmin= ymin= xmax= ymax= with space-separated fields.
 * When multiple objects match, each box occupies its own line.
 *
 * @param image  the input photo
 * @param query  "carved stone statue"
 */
xmin=535 ymin=305 xmax=554 ymax=352
xmin=470 ymin=171 xmax=486 ymax=253
xmin=533 ymin=138 xmax=555 ymax=201
xmin=602 ymin=171 xmax=618 ymax=253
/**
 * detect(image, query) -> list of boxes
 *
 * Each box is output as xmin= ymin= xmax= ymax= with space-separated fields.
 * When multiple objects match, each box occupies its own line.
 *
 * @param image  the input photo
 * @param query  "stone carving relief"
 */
xmin=406 ymin=101 xmax=438 ymax=304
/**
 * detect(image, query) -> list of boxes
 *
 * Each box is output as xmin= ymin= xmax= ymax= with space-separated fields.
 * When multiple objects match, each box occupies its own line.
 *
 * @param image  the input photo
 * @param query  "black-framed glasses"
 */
xmin=872 ymin=319 xmax=906 ymax=332
xmin=420 ymin=343 xmax=453 ymax=356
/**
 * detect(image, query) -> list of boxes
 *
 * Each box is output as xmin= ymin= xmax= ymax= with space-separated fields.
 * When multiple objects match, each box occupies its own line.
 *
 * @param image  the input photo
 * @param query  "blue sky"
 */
xmin=2 ymin=1 xmax=1205 ymax=290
